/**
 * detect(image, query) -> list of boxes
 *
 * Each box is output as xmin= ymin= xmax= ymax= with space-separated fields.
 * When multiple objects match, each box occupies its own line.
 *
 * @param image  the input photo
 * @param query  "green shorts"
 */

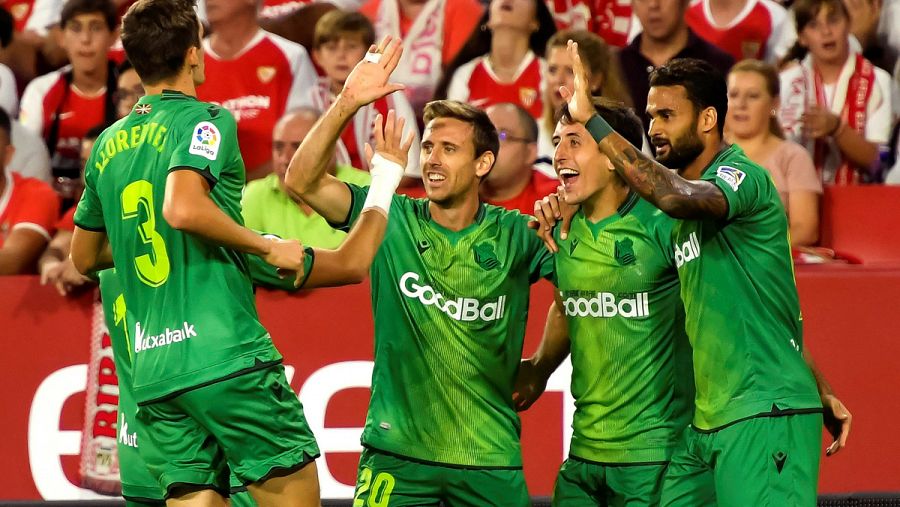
xmin=552 ymin=457 xmax=668 ymax=506
xmin=118 ymin=373 xmax=166 ymax=505
xmin=661 ymin=412 xmax=822 ymax=507
xmin=353 ymin=448 xmax=529 ymax=507
xmin=137 ymin=364 xmax=320 ymax=498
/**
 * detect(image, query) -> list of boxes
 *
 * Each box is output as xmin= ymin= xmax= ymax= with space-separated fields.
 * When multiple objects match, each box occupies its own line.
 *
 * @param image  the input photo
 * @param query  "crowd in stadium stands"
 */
xmin=0 ymin=0 xmax=898 ymax=278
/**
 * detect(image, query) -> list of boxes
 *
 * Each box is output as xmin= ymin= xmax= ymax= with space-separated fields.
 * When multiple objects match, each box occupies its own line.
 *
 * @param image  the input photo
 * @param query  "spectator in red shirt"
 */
xmin=19 ymin=0 xmax=118 ymax=206
xmin=38 ymin=122 xmax=102 ymax=292
xmin=481 ymin=102 xmax=559 ymax=214
xmin=439 ymin=0 xmax=558 ymax=119
xmin=197 ymin=0 xmax=317 ymax=180
xmin=0 ymin=107 xmax=60 ymax=275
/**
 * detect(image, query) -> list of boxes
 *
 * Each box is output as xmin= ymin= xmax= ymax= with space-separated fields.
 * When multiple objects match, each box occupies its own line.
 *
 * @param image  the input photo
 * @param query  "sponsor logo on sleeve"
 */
xmin=716 ymin=166 xmax=746 ymax=192
xmin=189 ymin=121 xmax=220 ymax=160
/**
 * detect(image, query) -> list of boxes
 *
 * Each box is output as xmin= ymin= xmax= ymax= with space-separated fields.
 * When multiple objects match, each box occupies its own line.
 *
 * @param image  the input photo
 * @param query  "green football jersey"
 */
xmin=74 ymin=91 xmax=279 ymax=404
xmin=672 ymin=145 xmax=820 ymax=430
xmin=337 ymin=183 xmax=554 ymax=468
xmin=552 ymin=195 xmax=693 ymax=464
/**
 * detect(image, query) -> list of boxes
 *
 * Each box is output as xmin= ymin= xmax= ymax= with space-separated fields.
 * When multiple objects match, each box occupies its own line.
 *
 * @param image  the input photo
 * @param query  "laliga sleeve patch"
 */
xmin=189 ymin=121 xmax=221 ymax=160
xmin=716 ymin=166 xmax=746 ymax=192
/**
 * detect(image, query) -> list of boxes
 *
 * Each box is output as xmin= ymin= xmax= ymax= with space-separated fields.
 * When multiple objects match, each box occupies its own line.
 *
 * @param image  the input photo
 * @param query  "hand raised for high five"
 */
xmin=364 ymin=109 xmax=416 ymax=170
xmin=339 ymin=35 xmax=406 ymax=109
xmin=558 ymin=40 xmax=595 ymax=124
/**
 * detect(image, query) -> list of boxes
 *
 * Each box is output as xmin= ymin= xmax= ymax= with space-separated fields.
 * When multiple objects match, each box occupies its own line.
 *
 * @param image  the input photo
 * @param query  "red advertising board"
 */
xmin=3 ymin=267 xmax=899 ymax=500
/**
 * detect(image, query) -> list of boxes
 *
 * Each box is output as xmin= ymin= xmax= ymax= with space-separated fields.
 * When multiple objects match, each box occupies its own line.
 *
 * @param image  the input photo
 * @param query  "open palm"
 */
xmin=341 ymin=35 xmax=406 ymax=108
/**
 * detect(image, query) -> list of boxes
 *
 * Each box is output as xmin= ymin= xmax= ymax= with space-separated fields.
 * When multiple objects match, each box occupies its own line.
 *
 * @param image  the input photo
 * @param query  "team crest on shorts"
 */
xmin=519 ymin=87 xmax=538 ymax=108
xmin=189 ymin=121 xmax=221 ymax=160
xmin=257 ymin=66 xmax=277 ymax=84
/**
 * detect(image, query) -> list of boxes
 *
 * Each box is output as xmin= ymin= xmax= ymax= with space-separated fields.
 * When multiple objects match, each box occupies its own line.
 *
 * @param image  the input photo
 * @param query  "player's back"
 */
xmin=77 ymin=91 xmax=278 ymax=405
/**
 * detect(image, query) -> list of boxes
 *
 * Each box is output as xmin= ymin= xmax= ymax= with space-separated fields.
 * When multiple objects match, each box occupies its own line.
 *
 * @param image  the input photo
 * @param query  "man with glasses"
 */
xmin=482 ymin=102 xmax=559 ymax=214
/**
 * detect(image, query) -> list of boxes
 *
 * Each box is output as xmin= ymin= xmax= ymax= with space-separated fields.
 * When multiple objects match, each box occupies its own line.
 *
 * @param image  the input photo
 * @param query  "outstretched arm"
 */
xmin=302 ymin=111 xmax=413 ymax=289
xmin=561 ymin=41 xmax=728 ymax=220
xmin=284 ymin=35 xmax=406 ymax=225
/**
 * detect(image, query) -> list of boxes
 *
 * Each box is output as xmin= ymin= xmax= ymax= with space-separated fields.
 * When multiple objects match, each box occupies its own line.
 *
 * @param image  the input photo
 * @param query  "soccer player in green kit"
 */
xmin=513 ymin=98 xmax=694 ymax=506
xmin=285 ymin=38 xmax=556 ymax=506
xmin=69 ymin=0 xmax=412 ymax=505
xmin=536 ymin=41 xmax=852 ymax=506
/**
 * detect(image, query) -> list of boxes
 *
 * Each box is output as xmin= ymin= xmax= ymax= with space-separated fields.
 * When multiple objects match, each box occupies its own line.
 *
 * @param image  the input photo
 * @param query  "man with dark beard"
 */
xmin=535 ymin=44 xmax=852 ymax=506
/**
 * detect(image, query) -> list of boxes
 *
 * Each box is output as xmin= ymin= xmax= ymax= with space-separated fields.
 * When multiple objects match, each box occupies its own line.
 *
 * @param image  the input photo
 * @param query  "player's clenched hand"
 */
xmin=263 ymin=237 xmax=306 ymax=287
xmin=822 ymin=394 xmax=851 ymax=456
xmin=528 ymin=188 xmax=577 ymax=253
xmin=365 ymin=109 xmax=415 ymax=170
xmin=512 ymin=358 xmax=548 ymax=412
xmin=339 ymin=35 xmax=405 ymax=109
xmin=558 ymin=40 xmax=595 ymax=124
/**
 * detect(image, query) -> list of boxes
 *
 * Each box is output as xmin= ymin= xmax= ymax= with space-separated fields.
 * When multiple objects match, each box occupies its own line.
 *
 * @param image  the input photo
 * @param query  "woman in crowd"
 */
xmin=436 ymin=0 xmax=557 ymax=119
xmin=728 ymin=59 xmax=822 ymax=247
xmin=778 ymin=0 xmax=893 ymax=184
xmin=539 ymin=29 xmax=632 ymax=164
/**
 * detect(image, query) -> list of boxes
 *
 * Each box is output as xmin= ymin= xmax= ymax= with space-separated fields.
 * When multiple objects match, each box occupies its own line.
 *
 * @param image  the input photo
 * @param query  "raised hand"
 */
xmin=364 ymin=110 xmax=416 ymax=170
xmin=339 ymin=35 xmax=406 ymax=109
xmin=558 ymin=40 xmax=595 ymax=124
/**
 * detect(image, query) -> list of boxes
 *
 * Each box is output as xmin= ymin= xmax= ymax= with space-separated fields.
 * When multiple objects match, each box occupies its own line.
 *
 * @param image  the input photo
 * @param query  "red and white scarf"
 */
xmin=373 ymin=0 xmax=446 ymax=113
xmin=782 ymin=53 xmax=875 ymax=185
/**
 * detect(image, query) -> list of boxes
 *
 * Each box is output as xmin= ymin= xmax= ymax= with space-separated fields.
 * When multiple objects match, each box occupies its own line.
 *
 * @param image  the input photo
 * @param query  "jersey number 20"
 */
xmin=121 ymin=180 xmax=170 ymax=287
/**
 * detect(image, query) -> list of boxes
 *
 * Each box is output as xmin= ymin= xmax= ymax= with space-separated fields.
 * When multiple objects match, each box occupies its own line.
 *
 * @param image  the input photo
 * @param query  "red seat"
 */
xmin=820 ymin=185 xmax=900 ymax=264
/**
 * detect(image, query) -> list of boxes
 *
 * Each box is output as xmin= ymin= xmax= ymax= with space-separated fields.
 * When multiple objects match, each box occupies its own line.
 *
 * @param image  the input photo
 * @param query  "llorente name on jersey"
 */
xmin=134 ymin=321 xmax=198 ymax=353
xmin=399 ymin=272 xmax=506 ymax=322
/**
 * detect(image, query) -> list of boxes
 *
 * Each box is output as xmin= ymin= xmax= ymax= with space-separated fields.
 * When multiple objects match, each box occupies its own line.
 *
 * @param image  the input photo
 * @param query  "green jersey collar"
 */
xmin=425 ymin=201 xmax=487 ymax=242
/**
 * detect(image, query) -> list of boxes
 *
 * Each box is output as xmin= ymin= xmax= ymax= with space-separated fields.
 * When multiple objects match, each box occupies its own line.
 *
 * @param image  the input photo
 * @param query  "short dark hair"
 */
xmin=650 ymin=58 xmax=728 ymax=137
xmin=313 ymin=10 xmax=376 ymax=49
xmin=0 ymin=106 xmax=10 ymax=142
xmin=60 ymin=0 xmax=117 ymax=32
xmin=121 ymin=0 xmax=201 ymax=86
xmin=423 ymin=100 xmax=499 ymax=164
xmin=559 ymin=98 xmax=644 ymax=149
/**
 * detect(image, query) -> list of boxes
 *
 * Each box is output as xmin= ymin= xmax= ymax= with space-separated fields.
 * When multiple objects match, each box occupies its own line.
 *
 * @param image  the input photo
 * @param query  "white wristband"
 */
xmin=362 ymin=153 xmax=404 ymax=214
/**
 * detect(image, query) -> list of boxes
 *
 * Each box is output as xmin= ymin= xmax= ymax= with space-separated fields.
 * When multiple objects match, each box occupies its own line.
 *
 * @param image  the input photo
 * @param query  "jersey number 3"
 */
xmin=121 ymin=180 xmax=170 ymax=287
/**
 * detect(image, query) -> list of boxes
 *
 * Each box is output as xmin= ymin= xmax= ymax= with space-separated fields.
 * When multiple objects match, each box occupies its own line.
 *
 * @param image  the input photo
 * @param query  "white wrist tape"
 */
xmin=362 ymin=153 xmax=405 ymax=214
xmin=364 ymin=52 xmax=382 ymax=64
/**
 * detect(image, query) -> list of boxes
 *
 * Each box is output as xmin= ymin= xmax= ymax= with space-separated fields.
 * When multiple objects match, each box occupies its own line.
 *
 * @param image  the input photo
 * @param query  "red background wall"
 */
xmin=2 ymin=266 xmax=899 ymax=499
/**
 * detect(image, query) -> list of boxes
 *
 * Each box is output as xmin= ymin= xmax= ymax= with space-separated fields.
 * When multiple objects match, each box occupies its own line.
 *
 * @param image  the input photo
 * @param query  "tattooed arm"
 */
xmin=596 ymin=130 xmax=728 ymax=220
xmin=560 ymin=40 xmax=729 ymax=220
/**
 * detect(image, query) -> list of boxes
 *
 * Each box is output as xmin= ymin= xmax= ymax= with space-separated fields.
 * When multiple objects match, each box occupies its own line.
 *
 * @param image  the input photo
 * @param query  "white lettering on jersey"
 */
xmin=674 ymin=232 xmax=701 ymax=268
xmin=118 ymin=413 xmax=137 ymax=448
xmin=398 ymin=272 xmax=506 ymax=322
xmin=188 ymin=121 xmax=221 ymax=160
xmin=133 ymin=321 xmax=198 ymax=353
xmin=561 ymin=292 xmax=650 ymax=318
xmin=216 ymin=95 xmax=272 ymax=122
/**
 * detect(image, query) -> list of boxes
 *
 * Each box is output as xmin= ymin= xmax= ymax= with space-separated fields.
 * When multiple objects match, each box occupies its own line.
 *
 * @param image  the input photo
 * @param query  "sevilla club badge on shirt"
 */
xmin=257 ymin=66 xmax=277 ymax=84
xmin=519 ymin=88 xmax=538 ymax=108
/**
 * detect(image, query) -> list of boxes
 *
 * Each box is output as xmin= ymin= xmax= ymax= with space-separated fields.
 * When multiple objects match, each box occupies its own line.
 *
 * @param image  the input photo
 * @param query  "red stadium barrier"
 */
xmin=820 ymin=186 xmax=900 ymax=264
xmin=3 ymin=267 xmax=899 ymax=500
